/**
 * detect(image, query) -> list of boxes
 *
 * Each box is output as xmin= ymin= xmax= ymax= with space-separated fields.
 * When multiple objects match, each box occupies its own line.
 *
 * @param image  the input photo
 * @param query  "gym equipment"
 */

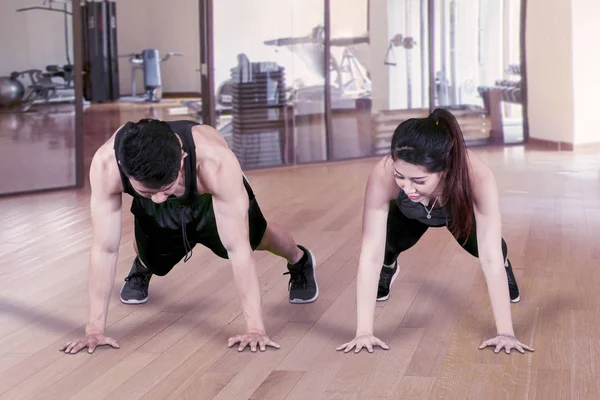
xmin=5 ymin=0 xmax=78 ymax=111
xmin=180 ymin=77 xmax=232 ymax=122
xmin=0 ymin=66 xmax=78 ymax=112
xmin=229 ymin=54 xmax=292 ymax=169
xmin=82 ymin=0 xmax=120 ymax=102
xmin=384 ymin=33 xmax=416 ymax=66
xmin=263 ymin=24 xmax=372 ymax=100
xmin=372 ymin=107 xmax=491 ymax=155
xmin=120 ymin=49 xmax=183 ymax=103
xmin=0 ymin=75 xmax=25 ymax=108
xmin=3 ymin=67 xmax=77 ymax=112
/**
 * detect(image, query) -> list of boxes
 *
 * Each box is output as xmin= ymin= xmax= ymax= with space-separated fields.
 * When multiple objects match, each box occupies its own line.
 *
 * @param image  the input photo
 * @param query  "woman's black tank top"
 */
xmin=395 ymin=190 xmax=450 ymax=227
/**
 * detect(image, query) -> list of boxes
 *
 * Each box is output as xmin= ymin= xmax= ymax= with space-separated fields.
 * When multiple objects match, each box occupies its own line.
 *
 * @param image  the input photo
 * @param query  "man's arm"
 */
xmin=61 ymin=152 xmax=123 ymax=354
xmin=208 ymin=151 xmax=270 ymax=348
xmin=86 ymin=155 xmax=123 ymax=335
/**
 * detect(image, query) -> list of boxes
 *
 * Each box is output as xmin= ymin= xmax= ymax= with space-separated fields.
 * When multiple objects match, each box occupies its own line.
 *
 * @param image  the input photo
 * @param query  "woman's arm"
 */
xmin=338 ymin=156 xmax=399 ymax=353
xmin=469 ymin=154 xmax=514 ymax=334
xmin=468 ymin=151 xmax=534 ymax=353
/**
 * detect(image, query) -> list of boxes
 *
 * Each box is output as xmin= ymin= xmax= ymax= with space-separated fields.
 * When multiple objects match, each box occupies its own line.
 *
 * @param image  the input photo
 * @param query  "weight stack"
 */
xmin=230 ymin=55 xmax=290 ymax=169
xmin=82 ymin=0 xmax=120 ymax=102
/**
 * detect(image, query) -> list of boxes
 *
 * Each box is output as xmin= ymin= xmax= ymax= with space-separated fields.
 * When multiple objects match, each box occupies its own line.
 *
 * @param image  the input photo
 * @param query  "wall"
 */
xmin=526 ymin=0 xmax=600 ymax=147
xmin=0 ymin=0 xmax=74 ymax=76
xmin=571 ymin=0 xmax=600 ymax=146
xmin=525 ymin=0 xmax=575 ymax=144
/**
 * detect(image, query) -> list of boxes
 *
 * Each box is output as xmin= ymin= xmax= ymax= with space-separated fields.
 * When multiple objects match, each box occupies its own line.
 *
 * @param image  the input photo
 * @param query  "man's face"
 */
xmin=129 ymin=176 xmax=180 ymax=203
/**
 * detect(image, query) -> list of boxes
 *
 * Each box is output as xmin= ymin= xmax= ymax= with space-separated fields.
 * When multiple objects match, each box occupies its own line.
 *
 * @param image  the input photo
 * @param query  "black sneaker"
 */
xmin=377 ymin=260 xmax=400 ymax=301
xmin=506 ymin=259 xmax=520 ymax=303
xmin=120 ymin=257 xmax=152 ymax=304
xmin=284 ymin=245 xmax=318 ymax=304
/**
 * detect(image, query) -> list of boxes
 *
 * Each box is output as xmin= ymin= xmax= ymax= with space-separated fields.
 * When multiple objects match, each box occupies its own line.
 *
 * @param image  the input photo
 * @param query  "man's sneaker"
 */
xmin=120 ymin=257 xmax=152 ymax=304
xmin=506 ymin=259 xmax=520 ymax=303
xmin=284 ymin=245 xmax=319 ymax=304
xmin=377 ymin=260 xmax=400 ymax=301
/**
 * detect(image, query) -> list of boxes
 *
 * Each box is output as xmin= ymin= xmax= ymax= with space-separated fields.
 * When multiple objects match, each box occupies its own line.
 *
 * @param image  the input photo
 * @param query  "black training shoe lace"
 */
xmin=125 ymin=271 xmax=150 ymax=291
xmin=283 ymin=270 xmax=308 ymax=290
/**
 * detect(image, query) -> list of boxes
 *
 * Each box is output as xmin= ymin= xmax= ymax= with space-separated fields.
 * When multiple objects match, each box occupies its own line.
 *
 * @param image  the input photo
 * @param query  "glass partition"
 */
xmin=327 ymin=0 xmax=430 ymax=160
xmin=205 ymin=0 xmax=527 ymax=169
xmin=212 ymin=0 xmax=327 ymax=169
xmin=0 ymin=0 xmax=79 ymax=195
xmin=432 ymin=0 xmax=524 ymax=145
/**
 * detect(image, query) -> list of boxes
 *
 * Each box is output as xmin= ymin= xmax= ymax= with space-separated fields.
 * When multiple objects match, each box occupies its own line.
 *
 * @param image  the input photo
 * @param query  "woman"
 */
xmin=337 ymin=108 xmax=534 ymax=355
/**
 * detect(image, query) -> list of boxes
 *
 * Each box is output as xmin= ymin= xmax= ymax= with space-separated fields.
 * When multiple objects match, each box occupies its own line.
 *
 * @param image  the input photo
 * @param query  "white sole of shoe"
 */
xmin=119 ymin=282 xmax=149 ymax=304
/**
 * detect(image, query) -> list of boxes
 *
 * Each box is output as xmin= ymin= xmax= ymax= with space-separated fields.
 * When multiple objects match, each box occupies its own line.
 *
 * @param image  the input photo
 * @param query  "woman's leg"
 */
xmin=378 ymin=201 xmax=430 ymax=301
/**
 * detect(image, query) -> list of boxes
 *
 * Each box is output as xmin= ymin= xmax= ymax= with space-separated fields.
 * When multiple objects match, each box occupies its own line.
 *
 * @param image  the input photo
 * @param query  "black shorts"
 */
xmin=133 ymin=178 xmax=267 ymax=276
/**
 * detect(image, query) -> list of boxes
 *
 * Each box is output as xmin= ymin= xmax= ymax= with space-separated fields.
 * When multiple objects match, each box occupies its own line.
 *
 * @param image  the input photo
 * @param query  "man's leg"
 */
xmin=238 ymin=176 xmax=317 ymax=304
xmin=255 ymin=222 xmax=318 ymax=304
xmin=255 ymin=222 xmax=303 ymax=264
xmin=120 ymin=217 xmax=194 ymax=304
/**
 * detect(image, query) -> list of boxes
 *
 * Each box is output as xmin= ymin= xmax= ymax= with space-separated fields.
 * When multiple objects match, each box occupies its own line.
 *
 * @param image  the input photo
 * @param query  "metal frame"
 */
xmin=323 ymin=0 xmax=333 ymax=160
xmin=520 ymin=0 xmax=529 ymax=142
xmin=199 ymin=0 xmax=216 ymax=128
xmin=428 ymin=0 xmax=436 ymax=113
xmin=73 ymin=0 xmax=84 ymax=188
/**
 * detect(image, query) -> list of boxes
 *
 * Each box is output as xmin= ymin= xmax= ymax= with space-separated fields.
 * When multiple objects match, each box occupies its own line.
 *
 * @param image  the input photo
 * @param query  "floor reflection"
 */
xmin=0 ymin=104 xmax=76 ymax=195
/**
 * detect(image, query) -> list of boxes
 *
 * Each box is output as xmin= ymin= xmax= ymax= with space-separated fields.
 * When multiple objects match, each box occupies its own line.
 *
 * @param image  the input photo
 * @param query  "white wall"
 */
xmin=0 ymin=0 xmax=74 ymax=76
xmin=571 ymin=0 xmax=600 ymax=146
xmin=526 ymin=0 xmax=600 ymax=146
xmin=525 ymin=0 xmax=575 ymax=144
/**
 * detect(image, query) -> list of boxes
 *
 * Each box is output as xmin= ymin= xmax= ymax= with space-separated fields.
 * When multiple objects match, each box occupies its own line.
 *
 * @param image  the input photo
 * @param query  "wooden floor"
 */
xmin=0 ymin=104 xmax=77 ymax=194
xmin=1 ymin=102 xmax=599 ymax=399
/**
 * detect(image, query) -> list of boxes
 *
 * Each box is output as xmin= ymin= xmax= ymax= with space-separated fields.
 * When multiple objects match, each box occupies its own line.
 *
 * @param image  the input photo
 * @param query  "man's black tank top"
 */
xmin=395 ymin=190 xmax=450 ymax=227
xmin=113 ymin=120 xmax=213 ymax=230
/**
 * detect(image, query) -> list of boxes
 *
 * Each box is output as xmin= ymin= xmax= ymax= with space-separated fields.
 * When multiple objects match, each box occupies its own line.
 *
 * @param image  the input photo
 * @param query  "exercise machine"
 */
xmin=120 ymin=49 xmax=183 ymax=102
xmin=1 ymin=0 xmax=79 ymax=111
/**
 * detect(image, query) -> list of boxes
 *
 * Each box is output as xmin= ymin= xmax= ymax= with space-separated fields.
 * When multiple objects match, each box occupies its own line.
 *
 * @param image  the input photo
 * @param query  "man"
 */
xmin=60 ymin=119 xmax=318 ymax=354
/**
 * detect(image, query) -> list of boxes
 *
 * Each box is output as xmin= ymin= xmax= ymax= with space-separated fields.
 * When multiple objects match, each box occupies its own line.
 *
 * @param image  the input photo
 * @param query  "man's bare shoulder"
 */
xmin=191 ymin=124 xmax=230 ymax=149
xmin=89 ymin=127 xmax=124 ymax=196
xmin=190 ymin=124 xmax=241 ymax=194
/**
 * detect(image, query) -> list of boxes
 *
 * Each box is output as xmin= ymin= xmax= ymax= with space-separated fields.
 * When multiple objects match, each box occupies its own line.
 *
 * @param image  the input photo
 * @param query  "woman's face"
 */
xmin=392 ymin=159 xmax=444 ymax=202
